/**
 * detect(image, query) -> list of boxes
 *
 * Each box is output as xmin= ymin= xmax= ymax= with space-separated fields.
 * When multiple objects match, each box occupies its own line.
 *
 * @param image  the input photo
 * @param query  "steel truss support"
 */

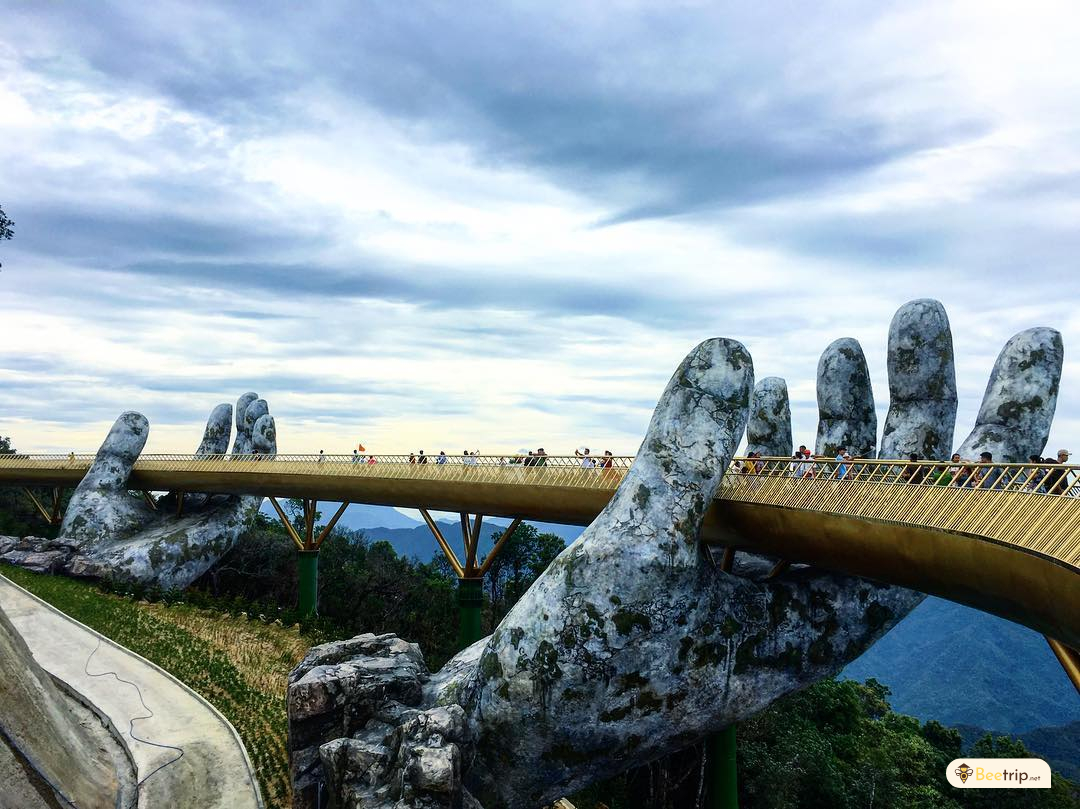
xmin=23 ymin=487 xmax=65 ymax=526
xmin=419 ymin=510 xmax=523 ymax=648
xmin=1047 ymin=637 xmax=1080 ymax=694
xmin=268 ymin=497 xmax=350 ymax=617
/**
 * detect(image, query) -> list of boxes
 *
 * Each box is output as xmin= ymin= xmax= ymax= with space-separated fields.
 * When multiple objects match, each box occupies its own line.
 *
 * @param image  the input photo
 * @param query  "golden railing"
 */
xmin=1 ymin=453 xmax=1078 ymax=569
xmin=720 ymin=457 xmax=1080 ymax=569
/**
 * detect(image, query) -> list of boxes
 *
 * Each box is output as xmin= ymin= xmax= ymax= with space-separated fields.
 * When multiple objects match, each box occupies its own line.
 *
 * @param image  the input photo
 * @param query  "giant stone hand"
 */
xmin=280 ymin=300 xmax=1063 ymax=809
xmin=55 ymin=393 xmax=277 ymax=589
xmin=289 ymin=296 xmax=1067 ymax=809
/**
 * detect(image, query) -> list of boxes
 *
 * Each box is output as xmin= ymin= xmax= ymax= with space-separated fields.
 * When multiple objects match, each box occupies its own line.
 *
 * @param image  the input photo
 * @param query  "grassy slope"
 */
xmin=0 ymin=564 xmax=308 ymax=809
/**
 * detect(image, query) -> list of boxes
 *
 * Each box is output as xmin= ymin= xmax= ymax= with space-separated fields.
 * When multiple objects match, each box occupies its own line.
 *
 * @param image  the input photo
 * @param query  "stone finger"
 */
xmin=815 ymin=338 xmax=876 ymax=457
xmin=252 ymin=414 xmax=277 ymax=455
xmin=231 ymin=392 xmax=259 ymax=454
xmin=878 ymin=299 xmax=957 ymax=460
xmin=746 ymin=376 xmax=792 ymax=457
xmin=196 ymin=403 xmax=233 ymax=457
xmin=956 ymin=327 xmax=1063 ymax=462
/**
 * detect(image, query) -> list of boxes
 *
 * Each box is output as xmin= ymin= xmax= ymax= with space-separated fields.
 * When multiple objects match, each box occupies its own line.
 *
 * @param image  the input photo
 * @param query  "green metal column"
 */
xmin=297 ymin=550 xmax=320 ymax=617
xmin=457 ymin=578 xmax=484 ymax=648
xmin=707 ymin=726 xmax=738 ymax=808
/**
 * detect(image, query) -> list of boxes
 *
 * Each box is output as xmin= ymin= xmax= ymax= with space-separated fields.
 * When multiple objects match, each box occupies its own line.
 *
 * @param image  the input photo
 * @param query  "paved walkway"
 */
xmin=0 ymin=574 xmax=262 ymax=809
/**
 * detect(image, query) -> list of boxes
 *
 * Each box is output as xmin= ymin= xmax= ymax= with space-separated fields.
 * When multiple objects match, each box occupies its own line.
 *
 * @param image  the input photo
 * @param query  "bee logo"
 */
xmin=954 ymin=763 xmax=974 ymax=784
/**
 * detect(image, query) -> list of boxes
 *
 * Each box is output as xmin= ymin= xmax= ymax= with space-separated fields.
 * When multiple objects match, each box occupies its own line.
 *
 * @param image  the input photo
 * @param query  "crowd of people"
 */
xmin=736 ymin=445 xmax=1077 ymax=494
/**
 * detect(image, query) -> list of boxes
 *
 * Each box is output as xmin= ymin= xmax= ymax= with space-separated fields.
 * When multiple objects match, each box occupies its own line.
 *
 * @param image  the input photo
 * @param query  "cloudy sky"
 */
xmin=2 ymin=1 xmax=1079 ymax=458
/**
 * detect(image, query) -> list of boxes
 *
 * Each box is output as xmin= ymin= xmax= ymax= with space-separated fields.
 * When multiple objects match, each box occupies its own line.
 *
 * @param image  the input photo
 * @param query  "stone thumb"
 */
xmin=602 ymin=338 xmax=753 ymax=565
xmin=80 ymin=411 xmax=148 ymax=493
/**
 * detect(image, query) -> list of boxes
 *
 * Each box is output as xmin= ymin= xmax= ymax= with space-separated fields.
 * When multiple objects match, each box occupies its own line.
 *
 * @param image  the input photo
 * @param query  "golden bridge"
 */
xmin=1 ymin=452 xmax=1077 ymax=688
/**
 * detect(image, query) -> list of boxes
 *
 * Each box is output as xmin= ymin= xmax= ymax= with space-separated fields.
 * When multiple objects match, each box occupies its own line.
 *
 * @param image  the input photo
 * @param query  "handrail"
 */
xmin=2 ymin=452 xmax=1078 ymax=568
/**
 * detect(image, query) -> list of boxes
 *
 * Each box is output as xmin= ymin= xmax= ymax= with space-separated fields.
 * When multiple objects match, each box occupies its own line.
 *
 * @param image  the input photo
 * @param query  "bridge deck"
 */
xmin=1 ymin=454 xmax=1077 ymax=647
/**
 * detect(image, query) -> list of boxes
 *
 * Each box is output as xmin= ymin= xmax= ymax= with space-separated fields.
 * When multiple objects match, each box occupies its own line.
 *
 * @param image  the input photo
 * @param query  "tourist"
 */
xmin=352 ymin=449 xmax=361 ymax=464
xmin=409 ymin=453 xmax=417 ymax=464
xmin=969 ymin=451 xmax=999 ymax=488
xmin=418 ymin=450 xmax=428 ymax=464
xmin=367 ymin=454 xmax=377 ymax=465
xmin=834 ymin=447 xmax=848 ymax=480
xmin=577 ymin=448 xmax=595 ymax=469
xmin=1043 ymin=451 xmax=1070 ymax=495
xmin=464 ymin=451 xmax=478 ymax=466
xmin=437 ymin=451 xmax=448 ymax=465
xmin=318 ymin=450 xmax=325 ymax=463
xmin=535 ymin=448 xmax=548 ymax=467
xmin=1025 ymin=454 xmax=1046 ymax=491
xmin=903 ymin=453 xmax=927 ymax=485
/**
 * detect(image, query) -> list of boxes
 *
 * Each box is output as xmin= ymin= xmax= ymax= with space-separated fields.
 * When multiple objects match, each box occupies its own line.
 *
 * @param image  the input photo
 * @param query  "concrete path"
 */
xmin=0 ymin=574 xmax=262 ymax=809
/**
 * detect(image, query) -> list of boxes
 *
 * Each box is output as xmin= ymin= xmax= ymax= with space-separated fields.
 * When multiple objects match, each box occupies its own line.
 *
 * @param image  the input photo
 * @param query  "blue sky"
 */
xmin=1 ymin=1 xmax=1078 ymax=456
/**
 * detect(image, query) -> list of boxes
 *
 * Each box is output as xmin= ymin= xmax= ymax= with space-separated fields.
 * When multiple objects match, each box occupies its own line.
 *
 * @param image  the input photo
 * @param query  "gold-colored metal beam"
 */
xmin=269 ymin=496 xmax=305 ymax=551
xmin=478 ymin=517 xmax=522 ymax=577
xmin=719 ymin=547 xmax=736 ymax=573
xmin=460 ymin=512 xmax=473 ymax=573
xmin=142 ymin=490 xmax=158 ymax=511
xmin=304 ymin=498 xmax=316 ymax=547
xmin=421 ymin=508 xmax=464 ymax=578
xmin=1046 ymin=637 xmax=1080 ymax=694
xmin=764 ymin=559 xmax=791 ymax=580
xmin=314 ymin=501 xmax=350 ymax=549
xmin=465 ymin=513 xmax=485 ymax=576
xmin=22 ymin=488 xmax=53 ymax=524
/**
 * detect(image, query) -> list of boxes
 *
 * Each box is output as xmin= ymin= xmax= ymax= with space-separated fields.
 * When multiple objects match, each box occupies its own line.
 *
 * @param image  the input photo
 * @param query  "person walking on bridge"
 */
xmin=437 ymin=451 xmax=448 ymax=465
xmin=418 ymin=450 xmax=428 ymax=464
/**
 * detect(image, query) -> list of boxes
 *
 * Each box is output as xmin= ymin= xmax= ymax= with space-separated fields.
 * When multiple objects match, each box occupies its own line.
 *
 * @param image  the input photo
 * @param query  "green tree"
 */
xmin=0 ymin=203 xmax=12 ymax=268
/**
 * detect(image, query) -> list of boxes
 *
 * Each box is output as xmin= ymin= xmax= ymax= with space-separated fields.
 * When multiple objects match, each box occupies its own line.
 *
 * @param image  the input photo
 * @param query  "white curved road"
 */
xmin=0 ymin=574 xmax=262 ymax=809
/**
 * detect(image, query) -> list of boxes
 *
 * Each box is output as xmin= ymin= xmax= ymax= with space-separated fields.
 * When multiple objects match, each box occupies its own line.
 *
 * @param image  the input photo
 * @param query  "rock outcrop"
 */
xmin=745 ymin=376 xmax=792 ymax=457
xmin=815 ymin=338 xmax=877 ymax=457
xmin=878 ymin=299 xmax=957 ymax=460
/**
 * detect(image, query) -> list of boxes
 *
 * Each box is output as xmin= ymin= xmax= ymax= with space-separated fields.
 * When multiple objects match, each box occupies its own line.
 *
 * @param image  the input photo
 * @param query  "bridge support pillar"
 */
xmin=420 ymin=510 xmax=524 ymax=650
xmin=457 ymin=578 xmax=484 ymax=647
xmin=297 ymin=550 xmax=320 ymax=618
xmin=268 ymin=496 xmax=350 ymax=618
xmin=707 ymin=725 xmax=738 ymax=809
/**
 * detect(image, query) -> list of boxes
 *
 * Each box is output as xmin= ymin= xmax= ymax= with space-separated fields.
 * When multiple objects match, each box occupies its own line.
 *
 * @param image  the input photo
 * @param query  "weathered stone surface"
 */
xmin=879 ymin=299 xmax=957 ymax=461
xmin=287 ymin=633 xmax=438 ymax=809
xmin=290 ymin=339 xmax=924 ymax=809
xmin=0 ymin=549 xmax=69 ymax=574
xmin=815 ymin=338 xmax=877 ymax=457
xmin=59 ymin=412 xmax=150 ymax=547
xmin=50 ymin=396 xmax=274 ymax=589
xmin=232 ymin=392 xmax=259 ymax=454
xmin=956 ymin=327 xmax=1063 ymax=462
xmin=252 ymin=414 xmax=276 ymax=455
xmin=746 ymin=376 xmax=792 ymax=457
xmin=196 ymin=403 xmax=232 ymax=456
